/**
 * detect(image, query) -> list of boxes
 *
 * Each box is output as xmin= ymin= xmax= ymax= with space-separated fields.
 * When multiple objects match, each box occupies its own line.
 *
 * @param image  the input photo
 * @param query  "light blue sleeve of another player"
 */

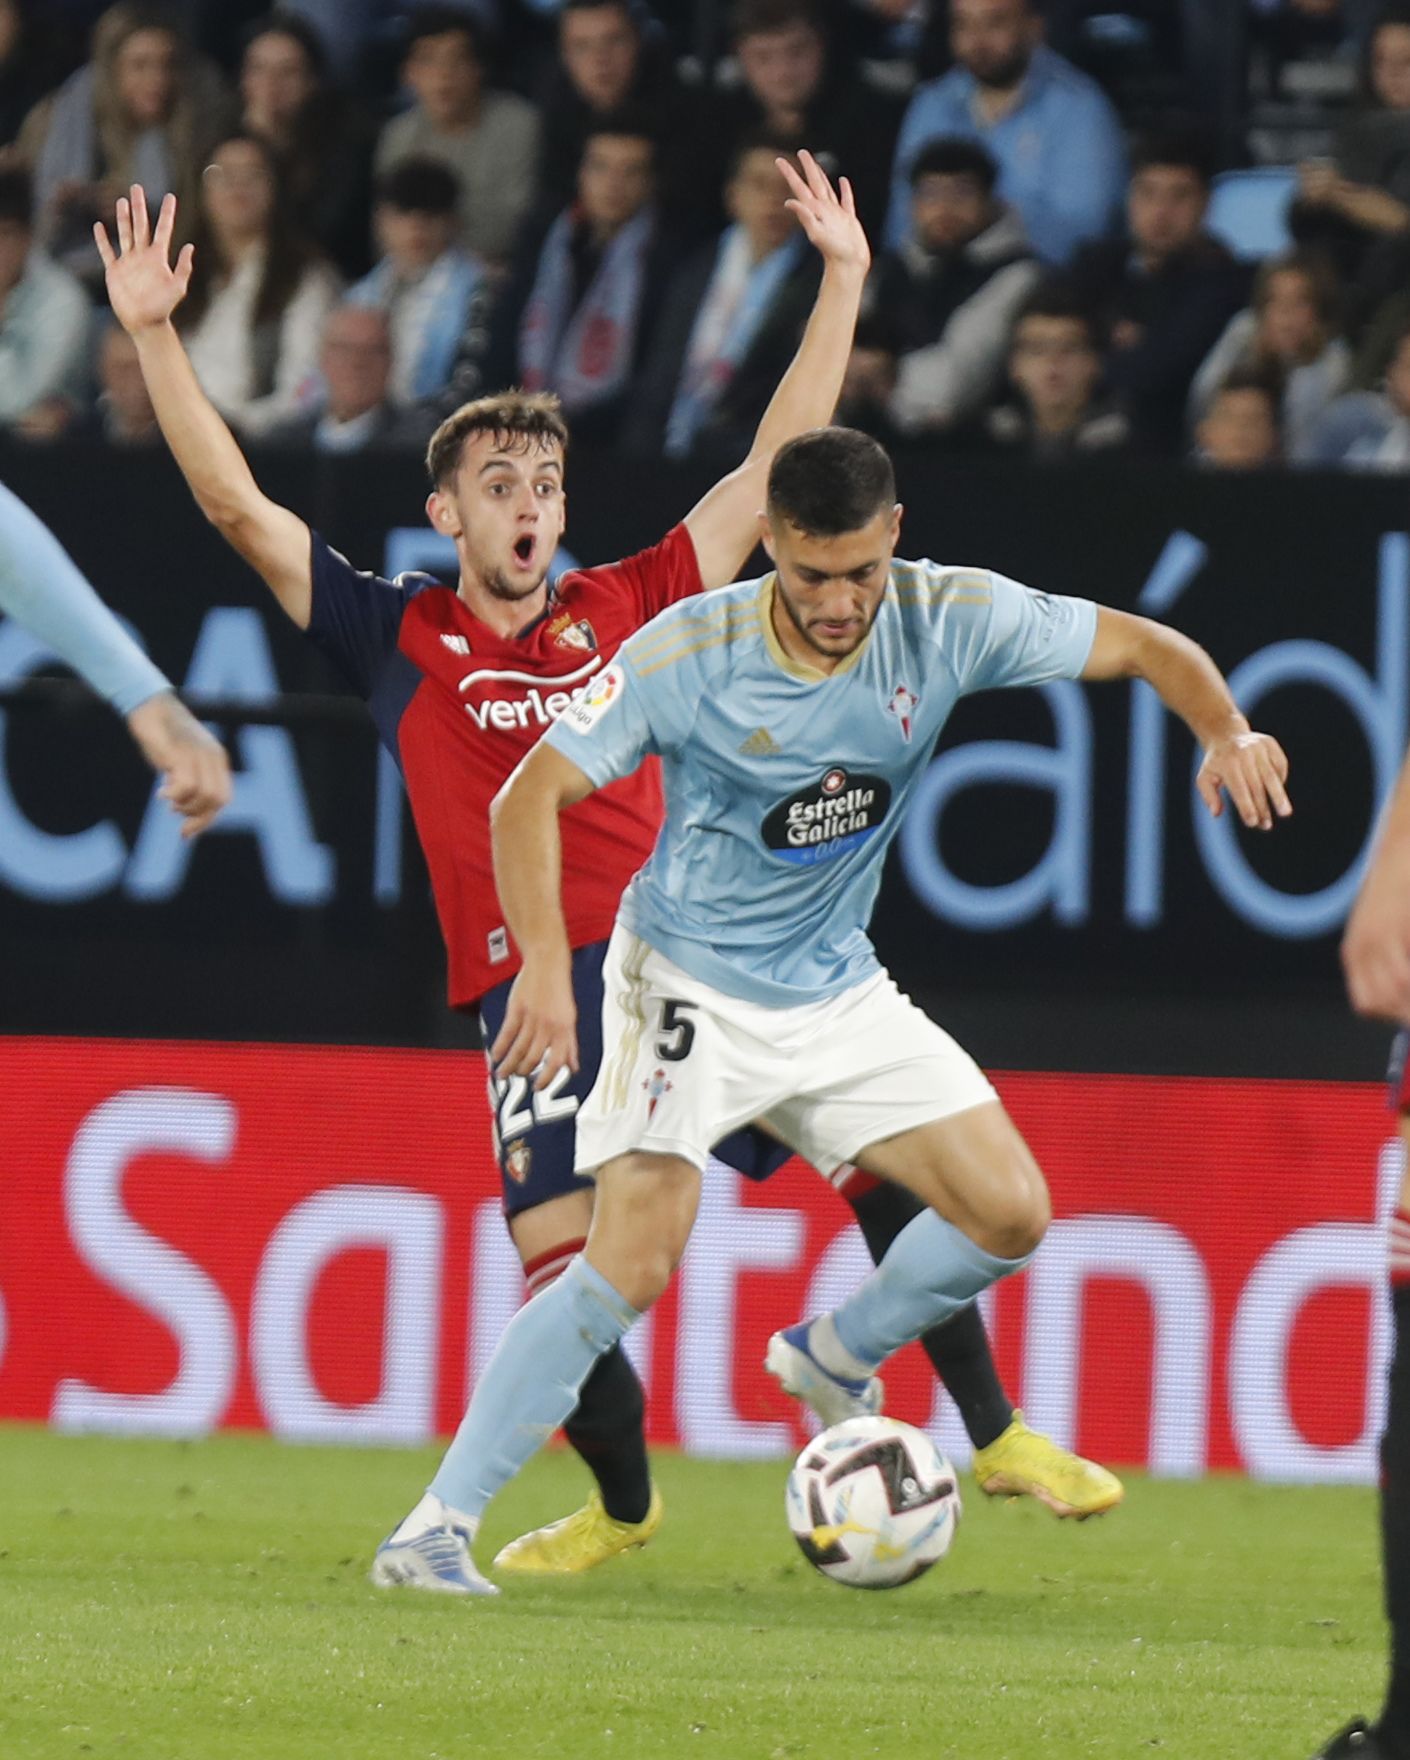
xmin=543 ymin=654 xmax=662 ymax=788
xmin=953 ymin=571 xmax=1098 ymax=694
xmin=0 ymin=480 xmax=170 ymax=716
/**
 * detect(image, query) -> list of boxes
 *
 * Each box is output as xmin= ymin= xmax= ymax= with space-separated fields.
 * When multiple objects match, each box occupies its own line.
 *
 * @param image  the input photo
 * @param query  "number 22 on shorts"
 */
xmin=491 ymin=1063 xmax=578 ymax=1146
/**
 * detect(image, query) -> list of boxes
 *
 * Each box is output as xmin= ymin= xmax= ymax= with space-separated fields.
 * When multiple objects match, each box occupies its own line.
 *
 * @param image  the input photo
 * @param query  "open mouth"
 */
xmin=512 ymin=534 xmax=536 ymax=568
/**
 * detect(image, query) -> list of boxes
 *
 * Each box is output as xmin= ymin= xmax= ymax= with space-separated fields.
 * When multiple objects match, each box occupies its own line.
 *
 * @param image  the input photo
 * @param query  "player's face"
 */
xmin=429 ymin=432 xmax=567 ymax=604
xmin=763 ymin=507 xmax=901 ymax=662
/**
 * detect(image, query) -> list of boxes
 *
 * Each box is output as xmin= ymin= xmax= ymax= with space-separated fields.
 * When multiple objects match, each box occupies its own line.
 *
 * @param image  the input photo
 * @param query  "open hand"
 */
xmin=94 ymin=184 xmax=194 ymax=334
xmin=778 ymin=149 xmax=870 ymax=280
xmin=1195 ymin=731 xmax=1292 ymax=831
xmin=490 ymin=957 xmax=579 ymax=1089
xmin=126 ymin=691 xmax=232 ymax=839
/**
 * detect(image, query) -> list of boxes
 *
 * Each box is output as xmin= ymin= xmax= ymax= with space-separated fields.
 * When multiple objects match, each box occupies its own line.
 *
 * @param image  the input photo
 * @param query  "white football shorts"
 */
xmin=574 ymin=925 xmax=998 ymax=1177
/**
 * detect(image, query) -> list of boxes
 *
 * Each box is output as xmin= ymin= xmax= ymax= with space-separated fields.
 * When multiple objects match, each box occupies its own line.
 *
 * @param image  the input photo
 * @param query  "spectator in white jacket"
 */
xmin=853 ymin=137 xmax=1041 ymax=439
xmin=1189 ymin=252 xmax=1351 ymax=460
xmin=175 ymin=130 xmax=339 ymax=439
xmin=0 ymin=164 xmax=91 ymax=437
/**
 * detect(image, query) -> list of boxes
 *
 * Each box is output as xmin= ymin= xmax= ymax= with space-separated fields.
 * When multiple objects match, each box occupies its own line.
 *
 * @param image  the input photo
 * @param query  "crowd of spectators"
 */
xmin=4 ymin=0 xmax=1410 ymax=474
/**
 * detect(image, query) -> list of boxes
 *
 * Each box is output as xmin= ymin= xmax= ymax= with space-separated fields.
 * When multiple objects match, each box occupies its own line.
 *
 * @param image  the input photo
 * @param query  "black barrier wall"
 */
xmin=0 ymin=442 xmax=1400 ymax=1073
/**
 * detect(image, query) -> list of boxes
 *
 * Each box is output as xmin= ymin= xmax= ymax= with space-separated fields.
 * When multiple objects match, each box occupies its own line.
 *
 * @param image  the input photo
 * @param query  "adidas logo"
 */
xmin=739 ymin=727 xmax=782 ymax=756
xmin=441 ymin=634 xmax=471 ymax=656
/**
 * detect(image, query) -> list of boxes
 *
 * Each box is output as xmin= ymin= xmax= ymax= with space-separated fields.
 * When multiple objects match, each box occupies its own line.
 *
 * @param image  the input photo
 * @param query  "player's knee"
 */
xmin=973 ymin=1158 xmax=1050 ymax=1261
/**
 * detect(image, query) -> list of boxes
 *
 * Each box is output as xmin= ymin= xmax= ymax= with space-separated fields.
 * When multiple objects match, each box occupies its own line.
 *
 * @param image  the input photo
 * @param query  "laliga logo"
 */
xmin=899 ymin=530 xmax=1410 ymax=941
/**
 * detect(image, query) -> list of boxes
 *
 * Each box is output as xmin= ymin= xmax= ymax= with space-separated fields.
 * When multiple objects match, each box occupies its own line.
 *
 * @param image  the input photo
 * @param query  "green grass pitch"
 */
xmin=0 ymin=1423 xmax=1384 ymax=1759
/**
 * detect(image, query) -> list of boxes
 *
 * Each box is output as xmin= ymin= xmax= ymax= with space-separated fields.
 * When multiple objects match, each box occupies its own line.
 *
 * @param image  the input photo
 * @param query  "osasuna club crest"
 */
xmin=885 ymin=683 xmax=919 ymax=741
xmin=549 ymin=612 xmax=598 ymax=652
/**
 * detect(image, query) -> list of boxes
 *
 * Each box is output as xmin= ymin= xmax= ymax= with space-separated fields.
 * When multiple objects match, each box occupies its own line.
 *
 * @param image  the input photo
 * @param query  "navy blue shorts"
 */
xmin=478 ymin=940 xmax=793 ymax=1219
xmin=1391 ymin=1031 xmax=1410 ymax=1114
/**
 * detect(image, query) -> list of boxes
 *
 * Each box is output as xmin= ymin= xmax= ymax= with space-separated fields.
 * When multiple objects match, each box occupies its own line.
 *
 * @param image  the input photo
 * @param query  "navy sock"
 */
xmin=564 ymin=1344 xmax=652 ymax=1524
xmin=1379 ymin=1262 xmax=1410 ymax=1756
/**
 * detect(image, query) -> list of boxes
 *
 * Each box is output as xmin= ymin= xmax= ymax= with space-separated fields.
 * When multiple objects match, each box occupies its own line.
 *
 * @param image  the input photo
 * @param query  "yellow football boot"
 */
xmin=492 ymin=1486 xmax=664 ymax=1574
xmin=971 ymin=1412 xmax=1124 ymax=1519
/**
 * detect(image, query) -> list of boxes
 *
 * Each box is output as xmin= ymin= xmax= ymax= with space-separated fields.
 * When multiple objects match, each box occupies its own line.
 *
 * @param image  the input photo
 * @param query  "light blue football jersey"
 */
xmin=545 ymin=560 xmax=1097 ymax=1007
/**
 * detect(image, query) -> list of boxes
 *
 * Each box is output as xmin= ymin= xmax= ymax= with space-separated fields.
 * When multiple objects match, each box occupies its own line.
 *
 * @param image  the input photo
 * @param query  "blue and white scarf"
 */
xmin=347 ymin=247 xmax=488 ymax=404
xmin=665 ymin=226 xmax=805 ymax=458
xmin=518 ymin=205 xmax=654 ymax=412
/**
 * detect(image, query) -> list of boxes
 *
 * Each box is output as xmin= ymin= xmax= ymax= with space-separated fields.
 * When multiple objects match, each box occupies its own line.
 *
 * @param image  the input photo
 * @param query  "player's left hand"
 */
xmin=1195 ymin=730 xmax=1292 ymax=831
xmin=778 ymin=150 xmax=870 ymax=280
xmin=126 ymin=691 xmax=232 ymax=839
xmin=492 ymin=957 xmax=579 ymax=1089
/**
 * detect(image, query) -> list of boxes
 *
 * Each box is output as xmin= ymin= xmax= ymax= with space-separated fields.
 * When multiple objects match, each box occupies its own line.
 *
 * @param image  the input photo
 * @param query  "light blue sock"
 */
xmin=429 ymin=1256 xmax=639 ymax=1521
xmin=827 ymin=1210 xmax=1029 ymax=1373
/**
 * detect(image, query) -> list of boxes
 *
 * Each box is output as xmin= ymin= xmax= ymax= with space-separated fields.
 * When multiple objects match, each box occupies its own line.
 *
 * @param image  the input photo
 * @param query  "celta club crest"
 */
xmin=506 ymin=1139 xmax=532 ymax=1183
xmin=885 ymin=683 xmax=919 ymax=742
xmin=555 ymin=618 xmax=597 ymax=653
xmin=642 ymin=1067 xmax=673 ymax=1120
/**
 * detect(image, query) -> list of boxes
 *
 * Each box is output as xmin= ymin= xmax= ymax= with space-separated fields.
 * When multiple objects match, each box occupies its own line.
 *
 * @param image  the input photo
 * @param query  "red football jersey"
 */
xmin=307 ymin=523 xmax=703 ymax=1006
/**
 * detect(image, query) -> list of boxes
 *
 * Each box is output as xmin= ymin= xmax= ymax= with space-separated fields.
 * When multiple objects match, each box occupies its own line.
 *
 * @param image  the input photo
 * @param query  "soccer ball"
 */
xmin=785 ymin=1415 xmax=961 ymax=1589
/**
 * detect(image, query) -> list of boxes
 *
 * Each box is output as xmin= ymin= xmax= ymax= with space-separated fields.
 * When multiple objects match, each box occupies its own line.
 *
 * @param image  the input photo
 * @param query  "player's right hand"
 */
xmin=492 ymin=958 xmax=580 ymax=1089
xmin=94 ymin=185 xmax=194 ymax=334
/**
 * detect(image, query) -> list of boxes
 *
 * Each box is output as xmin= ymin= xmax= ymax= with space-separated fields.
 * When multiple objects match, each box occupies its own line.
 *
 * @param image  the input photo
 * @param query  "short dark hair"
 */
xmin=909 ymin=137 xmax=999 ymax=193
xmin=241 ymin=11 xmax=327 ymax=78
xmin=1013 ymin=278 xmax=1102 ymax=348
xmin=375 ymin=155 xmax=461 ymax=216
xmin=730 ymin=0 xmax=824 ymax=44
xmin=1212 ymin=362 xmax=1283 ymax=422
xmin=0 ymin=166 xmax=32 ymax=228
xmin=729 ymin=124 xmax=802 ymax=176
xmin=426 ymin=390 xmax=569 ymax=487
xmin=562 ymin=0 xmax=640 ymax=26
xmin=1130 ymin=125 xmax=1218 ymax=188
xmin=767 ymin=427 xmax=896 ymax=537
xmin=582 ymin=106 xmax=658 ymax=154
xmin=404 ymin=3 xmax=485 ymax=60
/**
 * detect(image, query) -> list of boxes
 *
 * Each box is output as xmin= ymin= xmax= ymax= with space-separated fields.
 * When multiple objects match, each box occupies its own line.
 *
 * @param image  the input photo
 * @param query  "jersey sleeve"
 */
xmin=950 ymin=570 xmax=1098 ymax=694
xmin=306 ymin=532 xmax=409 ymax=698
xmin=543 ymin=654 xmax=660 ymax=788
xmin=574 ymin=522 xmax=703 ymax=623
xmin=0 ymin=480 xmax=170 ymax=715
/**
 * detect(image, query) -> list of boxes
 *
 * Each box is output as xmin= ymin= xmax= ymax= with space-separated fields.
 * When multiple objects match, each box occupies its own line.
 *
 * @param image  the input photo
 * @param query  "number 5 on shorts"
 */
xmin=655 ymin=999 xmax=696 ymax=1062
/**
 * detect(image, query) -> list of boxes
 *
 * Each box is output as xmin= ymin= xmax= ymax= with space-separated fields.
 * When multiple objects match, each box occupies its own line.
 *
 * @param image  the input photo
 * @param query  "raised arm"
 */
xmin=488 ymin=742 xmax=599 ymax=1086
xmin=95 ymin=186 xmax=314 ymax=627
xmin=1084 ymin=607 xmax=1292 ymax=831
xmin=682 ymin=151 xmax=870 ymax=589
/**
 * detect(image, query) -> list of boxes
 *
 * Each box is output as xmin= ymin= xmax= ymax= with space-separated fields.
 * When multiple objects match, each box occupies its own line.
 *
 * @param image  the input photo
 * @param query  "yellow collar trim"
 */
xmin=756 ymin=576 xmax=875 ymax=682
